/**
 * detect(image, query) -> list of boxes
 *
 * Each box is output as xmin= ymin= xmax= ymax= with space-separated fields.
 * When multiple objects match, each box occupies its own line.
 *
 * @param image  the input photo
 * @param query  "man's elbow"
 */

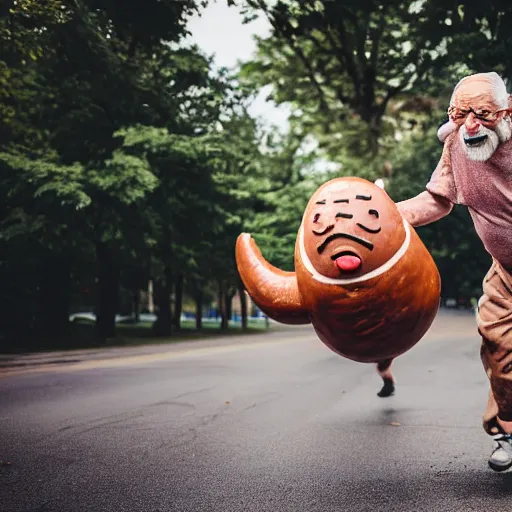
xmin=435 ymin=195 xmax=453 ymax=217
xmin=425 ymin=193 xmax=453 ymax=224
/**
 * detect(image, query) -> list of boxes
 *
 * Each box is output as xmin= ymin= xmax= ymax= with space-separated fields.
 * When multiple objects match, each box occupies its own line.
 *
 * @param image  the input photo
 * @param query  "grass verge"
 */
xmin=2 ymin=318 xmax=270 ymax=355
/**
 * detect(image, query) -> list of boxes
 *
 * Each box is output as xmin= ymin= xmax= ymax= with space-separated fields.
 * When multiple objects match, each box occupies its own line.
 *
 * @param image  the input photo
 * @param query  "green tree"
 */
xmin=237 ymin=0 xmax=460 ymax=157
xmin=418 ymin=1 xmax=512 ymax=83
xmin=0 ymin=0 xmax=219 ymax=346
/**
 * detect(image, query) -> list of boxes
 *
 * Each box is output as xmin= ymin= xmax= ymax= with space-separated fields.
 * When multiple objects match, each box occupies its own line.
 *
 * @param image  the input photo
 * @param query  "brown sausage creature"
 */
xmin=236 ymin=176 xmax=441 ymax=397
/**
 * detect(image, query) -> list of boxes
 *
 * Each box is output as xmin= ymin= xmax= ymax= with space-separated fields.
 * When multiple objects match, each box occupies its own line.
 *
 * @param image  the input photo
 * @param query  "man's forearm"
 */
xmin=396 ymin=191 xmax=453 ymax=227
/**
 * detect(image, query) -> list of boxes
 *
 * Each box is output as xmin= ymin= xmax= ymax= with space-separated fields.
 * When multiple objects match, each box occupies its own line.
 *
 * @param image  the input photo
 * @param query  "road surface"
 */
xmin=1 ymin=310 xmax=511 ymax=511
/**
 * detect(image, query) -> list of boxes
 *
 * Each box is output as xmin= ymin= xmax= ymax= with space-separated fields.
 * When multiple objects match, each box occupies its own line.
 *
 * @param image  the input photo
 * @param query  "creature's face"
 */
xmin=301 ymin=178 xmax=406 ymax=280
xmin=447 ymin=75 xmax=511 ymax=161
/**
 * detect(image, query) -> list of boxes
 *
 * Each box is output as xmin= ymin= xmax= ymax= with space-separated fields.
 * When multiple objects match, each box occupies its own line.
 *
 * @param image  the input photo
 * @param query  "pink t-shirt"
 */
xmin=427 ymin=134 xmax=512 ymax=268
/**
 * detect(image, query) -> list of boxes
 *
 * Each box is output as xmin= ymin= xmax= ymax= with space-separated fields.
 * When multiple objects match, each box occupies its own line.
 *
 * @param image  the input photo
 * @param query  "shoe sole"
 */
xmin=377 ymin=390 xmax=395 ymax=397
xmin=488 ymin=460 xmax=512 ymax=472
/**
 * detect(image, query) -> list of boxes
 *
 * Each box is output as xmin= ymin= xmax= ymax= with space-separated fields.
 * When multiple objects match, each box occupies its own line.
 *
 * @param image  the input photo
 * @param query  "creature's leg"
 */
xmin=376 ymin=358 xmax=395 ymax=398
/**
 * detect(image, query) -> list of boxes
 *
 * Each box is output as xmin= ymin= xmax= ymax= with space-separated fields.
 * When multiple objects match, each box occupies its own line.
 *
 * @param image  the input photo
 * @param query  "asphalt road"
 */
xmin=1 ymin=310 xmax=511 ymax=512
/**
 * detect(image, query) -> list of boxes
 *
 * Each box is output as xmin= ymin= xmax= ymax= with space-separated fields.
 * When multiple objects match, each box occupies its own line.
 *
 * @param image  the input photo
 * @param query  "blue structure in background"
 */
xmin=204 ymin=306 xmax=267 ymax=323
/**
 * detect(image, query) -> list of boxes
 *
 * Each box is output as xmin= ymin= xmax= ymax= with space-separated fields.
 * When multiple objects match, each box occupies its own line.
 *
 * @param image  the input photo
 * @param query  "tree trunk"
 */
xmin=95 ymin=242 xmax=119 ymax=343
xmin=368 ymin=111 xmax=383 ymax=157
xmin=218 ymin=281 xmax=229 ymax=330
xmin=172 ymin=273 xmax=184 ymax=331
xmin=193 ymin=282 xmax=203 ymax=330
xmin=357 ymin=107 xmax=382 ymax=157
xmin=36 ymin=254 xmax=71 ymax=347
xmin=238 ymin=282 xmax=248 ymax=331
xmin=147 ymin=279 xmax=154 ymax=313
xmin=132 ymin=289 xmax=140 ymax=323
xmin=153 ymin=267 xmax=172 ymax=336
xmin=226 ymin=290 xmax=234 ymax=327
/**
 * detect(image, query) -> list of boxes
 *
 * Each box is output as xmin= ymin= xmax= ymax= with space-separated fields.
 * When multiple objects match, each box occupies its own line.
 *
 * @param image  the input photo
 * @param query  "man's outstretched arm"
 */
xmin=397 ymin=191 xmax=453 ymax=227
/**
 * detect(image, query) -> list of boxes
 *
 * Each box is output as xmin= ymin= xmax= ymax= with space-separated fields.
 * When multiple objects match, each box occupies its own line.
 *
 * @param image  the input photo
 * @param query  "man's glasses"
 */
xmin=447 ymin=105 xmax=507 ymax=124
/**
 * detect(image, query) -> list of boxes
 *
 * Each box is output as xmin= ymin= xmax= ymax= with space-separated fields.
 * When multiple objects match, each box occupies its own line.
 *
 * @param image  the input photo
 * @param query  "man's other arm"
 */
xmin=397 ymin=191 xmax=453 ymax=227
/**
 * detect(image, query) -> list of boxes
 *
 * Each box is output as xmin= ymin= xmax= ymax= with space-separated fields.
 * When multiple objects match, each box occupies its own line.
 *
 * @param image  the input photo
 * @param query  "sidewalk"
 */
xmin=0 ymin=322 xmax=312 ymax=377
xmin=0 ymin=310 xmax=477 ymax=378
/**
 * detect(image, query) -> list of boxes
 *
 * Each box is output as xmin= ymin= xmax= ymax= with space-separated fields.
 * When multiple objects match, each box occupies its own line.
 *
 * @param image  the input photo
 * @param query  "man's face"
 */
xmin=448 ymin=77 xmax=511 ymax=161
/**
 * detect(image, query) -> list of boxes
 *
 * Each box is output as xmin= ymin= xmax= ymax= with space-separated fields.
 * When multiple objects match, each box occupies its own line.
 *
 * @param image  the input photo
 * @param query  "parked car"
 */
xmin=442 ymin=296 xmax=474 ymax=310
xmin=444 ymin=298 xmax=457 ymax=308
xmin=69 ymin=312 xmax=144 ymax=324
xmin=456 ymin=296 xmax=473 ymax=309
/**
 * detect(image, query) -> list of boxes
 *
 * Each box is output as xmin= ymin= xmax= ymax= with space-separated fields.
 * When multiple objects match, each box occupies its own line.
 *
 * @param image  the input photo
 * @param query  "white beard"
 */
xmin=459 ymin=118 xmax=512 ymax=162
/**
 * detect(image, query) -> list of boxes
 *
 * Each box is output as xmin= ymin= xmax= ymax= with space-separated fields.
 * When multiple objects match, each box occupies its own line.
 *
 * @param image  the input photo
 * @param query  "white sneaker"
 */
xmin=488 ymin=434 xmax=512 ymax=472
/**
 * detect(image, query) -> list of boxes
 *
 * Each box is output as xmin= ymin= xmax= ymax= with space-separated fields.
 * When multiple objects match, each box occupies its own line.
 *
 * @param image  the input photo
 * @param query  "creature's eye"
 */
xmin=368 ymin=209 xmax=379 ymax=218
xmin=313 ymin=213 xmax=320 ymax=223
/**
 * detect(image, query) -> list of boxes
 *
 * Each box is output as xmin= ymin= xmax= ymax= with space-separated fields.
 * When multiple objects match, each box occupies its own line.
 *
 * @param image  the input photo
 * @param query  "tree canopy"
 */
xmin=1 ymin=0 xmax=508 ymax=351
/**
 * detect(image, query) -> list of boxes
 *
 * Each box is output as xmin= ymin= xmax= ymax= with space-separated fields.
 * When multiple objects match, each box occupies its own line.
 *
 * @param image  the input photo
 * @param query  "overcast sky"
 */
xmin=185 ymin=1 xmax=290 ymax=132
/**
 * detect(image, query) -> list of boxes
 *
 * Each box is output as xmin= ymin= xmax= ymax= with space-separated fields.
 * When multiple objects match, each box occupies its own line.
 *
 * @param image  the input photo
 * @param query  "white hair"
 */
xmin=451 ymin=72 xmax=509 ymax=109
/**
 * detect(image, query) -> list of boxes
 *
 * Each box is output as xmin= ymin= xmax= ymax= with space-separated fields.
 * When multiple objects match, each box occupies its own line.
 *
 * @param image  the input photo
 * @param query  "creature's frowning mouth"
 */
xmin=330 ymin=250 xmax=358 ymax=260
xmin=464 ymin=134 xmax=488 ymax=147
xmin=317 ymin=233 xmax=374 ymax=254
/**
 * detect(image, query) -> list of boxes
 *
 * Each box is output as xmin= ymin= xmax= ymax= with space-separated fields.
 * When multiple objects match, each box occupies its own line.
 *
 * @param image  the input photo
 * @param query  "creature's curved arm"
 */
xmin=397 ymin=191 xmax=453 ymax=227
xmin=235 ymin=234 xmax=311 ymax=325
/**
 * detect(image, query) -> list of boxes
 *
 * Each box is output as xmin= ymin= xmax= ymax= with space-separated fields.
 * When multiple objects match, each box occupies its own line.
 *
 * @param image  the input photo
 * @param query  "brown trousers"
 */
xmin=477 ymin=260 xmax=512 ymax=435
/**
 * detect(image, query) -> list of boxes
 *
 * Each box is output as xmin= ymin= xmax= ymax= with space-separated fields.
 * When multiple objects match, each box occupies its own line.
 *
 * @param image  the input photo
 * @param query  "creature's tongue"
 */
xmin=335 ymin=255 xmax=361 ymax=272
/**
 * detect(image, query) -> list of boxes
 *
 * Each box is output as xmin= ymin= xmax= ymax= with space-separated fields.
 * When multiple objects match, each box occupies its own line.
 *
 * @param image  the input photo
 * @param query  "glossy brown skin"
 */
xmin=235 ymin=234 xmax=311 ymax=325
xmin=295 ymin=220 xmax=440 ymax=362
xmin=304 ymin=177 xmax=406 ymax=278
xmin=236 ymin=177 xmax=441 ymax=363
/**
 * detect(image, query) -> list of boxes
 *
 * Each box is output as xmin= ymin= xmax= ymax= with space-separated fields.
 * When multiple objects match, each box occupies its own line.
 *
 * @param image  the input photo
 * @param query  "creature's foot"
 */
xmin=488 ymin=434 xmax=512 ymax=472
xmin=377 ymin=377 xmax=395 ymax=398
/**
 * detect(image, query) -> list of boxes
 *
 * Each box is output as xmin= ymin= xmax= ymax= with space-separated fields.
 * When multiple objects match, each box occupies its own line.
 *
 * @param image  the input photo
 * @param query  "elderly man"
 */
xmin=397 ymin=71 xmax=512 ymax=472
